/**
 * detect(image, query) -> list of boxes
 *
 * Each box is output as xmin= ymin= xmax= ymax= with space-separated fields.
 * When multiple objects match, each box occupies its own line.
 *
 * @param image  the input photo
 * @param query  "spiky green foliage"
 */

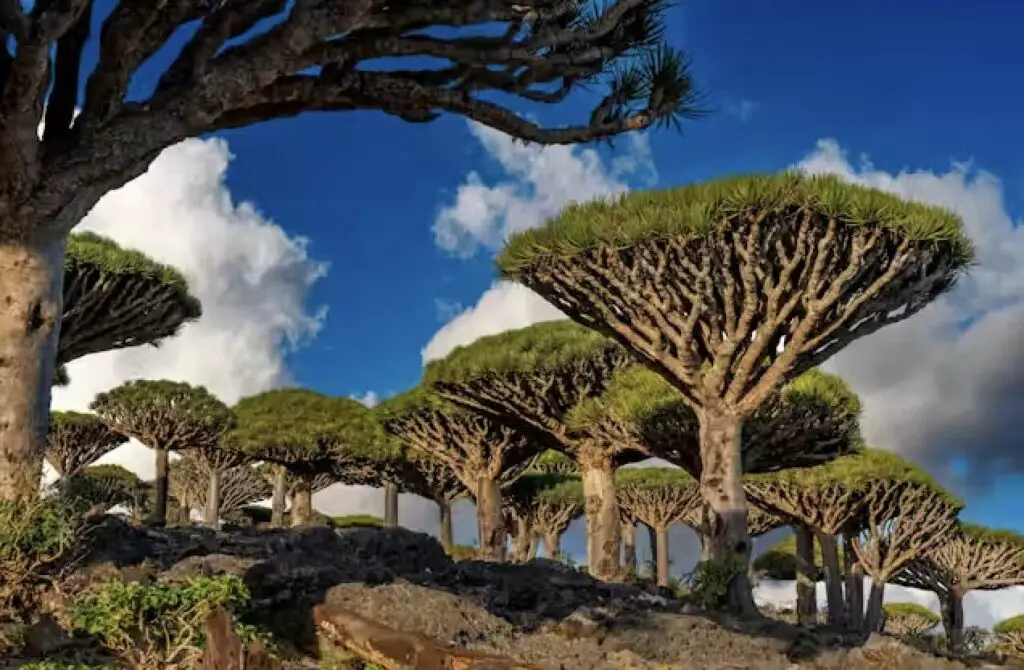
xmin=882 ymin=602 xmax=940 ymax=636
xmin=752 ymin=534 xmax=844 ymax=580
xmin=229 ymin=389 xmax=389 ymax=476
xmin=505 ymin=472 xmax=584 ymax=548
xmin=60 ymin=232 xmax=202 ymax=365
xmin=996 ymin=615 xmax=1024 ymax=635
xmin=46 ymin=411 xmax=126 ymax=478
xmin=423 ymin=320 xmax=621 ymax=385
xmin=63 ymin=464 xmax=144 ymax=511
xmin=90 ymin=380 xmax=234 ymax=451
xmin=498 ymin=172 xmax=973 ymax=274
xmin=615 ymin=467 xmax=699 ymax=530
xmin=529 ymin=450 xmax=579 ymax=475
xmin=328 ymin=514 xmax=384 ymax=529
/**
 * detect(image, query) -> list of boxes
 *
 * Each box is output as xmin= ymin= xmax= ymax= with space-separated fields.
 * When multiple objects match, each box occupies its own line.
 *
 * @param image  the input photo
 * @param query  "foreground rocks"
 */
xmin=38 ymin=517 xmax=1009 ymax=669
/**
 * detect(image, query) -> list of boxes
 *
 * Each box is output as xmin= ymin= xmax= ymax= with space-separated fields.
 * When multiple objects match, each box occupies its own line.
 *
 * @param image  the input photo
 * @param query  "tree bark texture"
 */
xmin=655 ymin=525 xmax=671 ymax=587
xmin=270 ymin=466 xmax=287 ymax=528
xmin=816 ymin=532 xmax=845 ymax=625
xmin=438 ymin=500 xmax=453 ymax=553
xmin=697 ymin=411 xmax=756 ymax=615
xmin=863 ymin=580 xmax=886 ymax=633
xmin=149 ymin=447 xmax=170 ymax=527
xmin=204 ymin=468 xmax=221 ymax=529
xmin=643 ymin=521 xmax=659 ymax=577
xmin=0 ymin=236 xmax=66 ymax=502
xmin=793 ymin=523 xmax=818 ymax=626
xmin=290 ymin=478 xmax=313 ymax=527
xmin=621 ymin=520 xmax=637 ymax=577
xmin=843 ymin=534 xmax=863 ymax=630
xmin=581 ymin=462 xmax=621 ymax=582
xmin=543 ymin=533 xmax=560 ymax=559
xmin=941 ymin=590 xmax=965 ymax=653
xmin=510 ymin=515 xmax=533 ymax=563
xmin=475 ymin=476 xmax=506 ymax=561
xmin=384 ymin=483 xmax=398 ymax=527
xmin=527 ymin=535 xmax=539 ymax=561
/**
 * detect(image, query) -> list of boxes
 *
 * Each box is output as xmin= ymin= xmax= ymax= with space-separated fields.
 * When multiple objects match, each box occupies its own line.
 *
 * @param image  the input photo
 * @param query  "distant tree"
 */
xmin=426 ymin=321 xmax=638 ymax=580
xmin=327 ymin=514 xmax=385 ymax=529
xmin=170 ymin=456 xmax=272 ymax=525
xmin=529 ymin=450 xmax=579 ymax=476
xmin=882 ymin=602 xmax=940 ymax=638
xmin=380 ymin=388 xmax=538 ymax=560
xmin=498 ymin=173 xmax=972 ymax=613
xmin=0 ymin=0 xmax=705 ymax=505
xmin=616 ymin=468 xmax=699 ymax=586
xmin=228 ymin=389 xmax=386 ymax=526
xmin=524 ymin=474 xmax=585 ymax=560
xmin=994 ymin=615 xmax=1024 ymax=659
xmin=180 ymin=424 xmax=266 ymax=528
xmin=63 ymin=463 xmax=143 ymax=514
xmin=45 ymin=410 xmax=126 ymax=479
xmin=753 ymin=532 xmax=843 ymax=626
xmin=893 ymin=523 xmax=1024 ymax=652
xmin=386 ymin=450 xmax=468 ymax=552
xmin=91 ymin=380 xmax=233 ymax=526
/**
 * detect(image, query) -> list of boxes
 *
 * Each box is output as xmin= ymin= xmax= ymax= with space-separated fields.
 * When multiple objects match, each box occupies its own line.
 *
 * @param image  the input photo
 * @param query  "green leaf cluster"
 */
xmin=565 ymin=364 xmax=678 ymax=431
xmin=228 ymin=388 xmax=387 ymax=464
xmin=327 ymin=514 xmax=384 ymax=529
xmin=957 ymin=522 xmax=1024 ymax=547
xmin=883 ymin=602 xmax=941 ymax=627
xmin=498 ymin=172 xmax=973 ymax=275
xmin=422 ymin=320 xmax=620 ymax=384
xmin=0 ymin=497 xmax=85 ymax=568
xmin=615 ymin=466 xmax=695 ymax=488
xmin=506 ymin=472 xmax=583 ymax=508
xmin=996 ymin=614 xmax=1024 ymax=634
xmin=64 ymin=464 xmax=144 ymax=508
xmin=528 ymin=450 xmax=579 ymax=475
xmin=71 ymin=574 xmax=253 ymax=667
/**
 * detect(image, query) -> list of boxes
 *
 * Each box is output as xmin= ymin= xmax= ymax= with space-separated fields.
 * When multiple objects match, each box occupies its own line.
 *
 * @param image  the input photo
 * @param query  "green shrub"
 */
xmin=684 ymin=559 xmax=745 ymax=610
xmin=328 ymin=514 xmax=384 ymax=529
xmin=70 ymin=574 xmax=271 ymax=669
xmin=882 ymin=602 xmax=940 ymax=636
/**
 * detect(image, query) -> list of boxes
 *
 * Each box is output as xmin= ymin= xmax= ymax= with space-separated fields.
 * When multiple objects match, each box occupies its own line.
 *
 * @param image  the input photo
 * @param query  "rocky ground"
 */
xmin=9 ymin=518 xmax=1016 ymax=669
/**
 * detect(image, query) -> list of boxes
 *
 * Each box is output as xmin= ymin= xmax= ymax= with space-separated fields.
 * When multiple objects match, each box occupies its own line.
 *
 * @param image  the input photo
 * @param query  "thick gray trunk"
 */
xmin=621 ymin=519 xmax=637 ymax=577
xmin=204 ymin=468 xmax=221 ymax=529
xmin=0 ymin=235 xmax=66 ymax=502
xmin=526 ymin=534 xmax=539 ymax=561
xmin=149 ymin=447 xmax=170 ymax=527
xmin=816 ymin=531 xmax=845 ymax=625
xmin=842 ymin=534 xmax=863 ymax=630
xmin=581 ymin=463 xmax=620 ymax=581
xmin=698 ymin=411 xmax=756 ymax=615
xmin=643 ymin=521 xmax=659 ymax=577
xmin=510 ymin=515 xmax=533 ymax=563
xmin=655 ymin=525 xmax=671 ymax=587
xmin=475 ymin=476 xmax=505 ymax=561
xmin=793 ymin=523 xmax=818 ymax=626
xmin=543 ymin=533 xmax=560 ymax=559
xmin=270 ymin=466 xmax=287 ymax=528
xmin=438 ymin=500 xmax=453 ymax=552
xmin=290 ymin=478 xmax=312 ymax=526
xmin=941 ymin=591 xmax=965 ymax=653
xmin=863 ymin=580 xmax=886 ymax=633
xmin=384 ymin=483 xmax=399 ymax=527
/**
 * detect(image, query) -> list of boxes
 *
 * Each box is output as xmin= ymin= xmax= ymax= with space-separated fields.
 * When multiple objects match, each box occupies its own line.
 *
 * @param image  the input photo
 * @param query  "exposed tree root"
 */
xmin=203 ymin=609 xmax=282 ymax=670
xmin=313 ymin=602 xmax=542 ymax=670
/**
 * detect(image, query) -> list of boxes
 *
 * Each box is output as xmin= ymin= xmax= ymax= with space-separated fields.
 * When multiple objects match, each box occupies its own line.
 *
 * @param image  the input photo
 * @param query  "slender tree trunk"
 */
xmin=204 ymin=468 xmax=222 ymax=529
xmin=291 ymin=478 xmax=313 ymax=526
xmin=843 ymin=534 xmax=863 ymax=630
xmin=475 ymin=476 xmax=505 ymax=561
xmin=863 ymin=580 xmax=886 ymax=633
xmin=543 ymin=532 xmax=560 ymax=559
xmin=655 ymin=524 xmax=671 ymax=587
xmin=384 ymin=483 xmax=398 ymax=527
xmin=438 ymin=500 xmax=453 ymax=553
xmin=816 ymin=531 xmax=845 ymax=625
xmin=149 ymin=447 xmax=171 ymax=527
xmin=941 ymin=590 xmax=965 ymax=653
xmin=270 ymin=466 xmax=287 ymax=528
xmin=526 ymin=534 xmax=539 ymax=561
xmin=0 ymin=235 xmax=65 ymax=503
xmin=793 ymin=523 xmax=818 ymax=626
xmin=510 ymin=515 xmax=532 ymax=563
xmin=697 ymin=411 xmax=756 ymax=615
xmin=579 ymin=451 xmax=620 ymax=582
xmin=644 ymin=521 xmax=659 ymax=577
xmin=621 ymin=520 xmax=637 ymax=577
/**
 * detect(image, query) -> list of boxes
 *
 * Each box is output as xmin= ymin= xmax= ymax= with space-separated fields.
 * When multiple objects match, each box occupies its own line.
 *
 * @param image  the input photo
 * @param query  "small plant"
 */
xmin=70 ymin=574 xmax=269 ymax=669
xmin=684 ymin=558 xmax=744 ymax=610
xmin=994 ymin=614 xmax=1024 ymax=659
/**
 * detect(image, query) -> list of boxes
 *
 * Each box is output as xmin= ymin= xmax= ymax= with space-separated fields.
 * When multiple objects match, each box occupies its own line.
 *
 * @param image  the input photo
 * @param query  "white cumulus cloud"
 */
xmin=52 ymin=138 xmax=328 ymax=479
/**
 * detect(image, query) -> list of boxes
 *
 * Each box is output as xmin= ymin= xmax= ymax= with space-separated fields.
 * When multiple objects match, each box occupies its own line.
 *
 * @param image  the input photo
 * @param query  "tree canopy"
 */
xmin=615 ymin=467 xmax=700 ymax=530
xmin=752 ymin=534 xmax=840 ymax=581
xmin=63 ymin=463 xmax=144 ymax=510
xmin=882 ymin=602 xmax=940 ymax=637
xmin=59 ymin=232 xmax=202 ymax=365
xmin=45 ymin=410 xmax=127 ymax=478
xmin=170 ymin=456 xmax=272 ymax=517
xmin=529 ymin=450 xmax=579 ymax=475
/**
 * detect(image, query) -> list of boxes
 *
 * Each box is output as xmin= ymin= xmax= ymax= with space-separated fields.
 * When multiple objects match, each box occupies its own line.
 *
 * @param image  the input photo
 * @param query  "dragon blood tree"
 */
xmin=379 ymin=388 xmax=538 ymax=561
xmin=616 ymin=468 xmax=700 ymax=586
xmin=0 ymin=0 xmax=701 ymax=506
xmin=170 ymin=455 xmax=273 ymax=528
xmin=90 ymin=380 xmax=232 ymax=527
xmin=45 ymin=410 xmax=126 ymax=480
xmin=995 ymin=615 xmax=1024 ymax=659
xmin=228 ymin=389 xmax=385 ymax=526
xmin=63 ymin=463 xmax=143 ymax=515
xmin=387 ymin=450 xmax=467 ymax=552
xmin=893 ymin=523 xmax=1024 ymax=651
xmin=426 ymin=321 xmax=640 ymax=580
xmin=521 ymin=472 xmax=584 ymax=560
xmin=530 ymin=450 xmax=580 ymax=476
xmin=881 ymin=602 xmax=940 ymax=638
xmin=497 ymin=172 xmax=972 ymax=612
xmin=59 ymin=232 xmax=201 ymax=366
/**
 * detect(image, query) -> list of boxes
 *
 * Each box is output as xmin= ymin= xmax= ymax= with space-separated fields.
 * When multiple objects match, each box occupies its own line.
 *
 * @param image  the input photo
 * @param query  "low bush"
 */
xmin=882 ymin=602 xmax=940 ymax=636
xmin=684 ymin=558 xmax=745 ymax=610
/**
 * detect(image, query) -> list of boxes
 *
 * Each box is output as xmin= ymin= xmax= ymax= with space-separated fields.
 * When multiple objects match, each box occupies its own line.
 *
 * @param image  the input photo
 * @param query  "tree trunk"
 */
xmin=0 ymin=235 xmax=66 ymax=502
xmin=510 ymin=515 xmax=532 ymax=563
xmin=816 ymin=531 xmax=845 ymax=625
xmin=655 ymin=524 xmax=671 ymax=587
xmin=697 ymin=411 xmax=756 ymax=615
xmin=384 ymin=483 xmax=399 ymax=527
xmin=204 ymin=468 xmax=222 ymax=529
xmin=543 ymin=533 xmax=560 ymax=559
xmin=526 ymin=534 xmax=538 ymax=561
xmin=863 ymin=580 xmax=886 ymax=633
xmin=793 ymin=523 xmax=818 ymax=626
xmin=643 ymin=521 xmax=659 ymax=577
xmin=290 ymin=478 xmax=312 ymax=526
xmin=621 ymin=520 xmax=637 ymax=577
xmin=843 ymin=534 xmax=863 ymax=630
xmin=270 ymin=466 xmax=287 ymax=528
xmin=438 ymin=500 xmax=453 ymax=552
xmin=149 ymin=447 xmax=170 ymax=527
xmin=580 ymin=457 xmax=620 ymax=582
xmin=475 ymin=475 xmax=505 ymax=561
xmin=941 ymin=590 xmax=965 ymax=653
